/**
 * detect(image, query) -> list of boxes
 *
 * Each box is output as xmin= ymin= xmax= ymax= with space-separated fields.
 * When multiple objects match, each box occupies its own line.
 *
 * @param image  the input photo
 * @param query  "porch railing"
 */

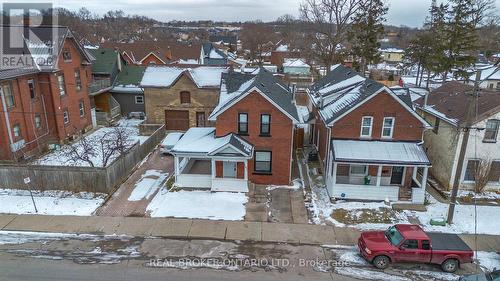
xmin=89 ymin=78 xmax=112 ymax=94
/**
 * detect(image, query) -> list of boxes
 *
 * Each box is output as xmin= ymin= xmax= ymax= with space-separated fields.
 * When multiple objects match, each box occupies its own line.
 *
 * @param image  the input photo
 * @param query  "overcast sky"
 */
xmin=57 ymin=0 xmax=500 ymax=27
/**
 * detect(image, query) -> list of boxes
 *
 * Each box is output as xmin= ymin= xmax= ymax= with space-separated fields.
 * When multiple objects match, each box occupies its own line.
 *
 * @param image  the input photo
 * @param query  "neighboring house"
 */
xmin=414 ymin=81 xmax=500 ymax=192
xmin=109 ymin=65 xmax=146 ymax=116
xmin=100 ymin=41 xmax=173 ymax=65
xmin=0 ymin=26 xmax=94 ymax=161
xmin=308 ymin=64 xmax=432 ymax=203
xmin=282 ymin=58 xmax=311 ymax=76
xmin=379 ymin=47 xmax=405 ymax=63
xmin=209 ymin=35 xmax=239 ymax=51
xmin=86 ymin=48 xmax=124 ymax=124
xmin=469 ymin=65 xmax=500 ymax=90
xmin=168 ymin=68 xmax=300 ymax=192
xmin=140 ymin=66 xmax=227 ymax=130
xmin=200 ymin=43 xmax=228 ymax=65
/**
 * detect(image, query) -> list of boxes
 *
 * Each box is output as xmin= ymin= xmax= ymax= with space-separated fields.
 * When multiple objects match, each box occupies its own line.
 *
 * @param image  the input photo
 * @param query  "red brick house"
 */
xmin=308 ymin=64 xmax=432 ymax=203
xmin=168 ymin=68 xmax=300 ymax=191
xmin=0 ymin=26 xmax=94 ymax=161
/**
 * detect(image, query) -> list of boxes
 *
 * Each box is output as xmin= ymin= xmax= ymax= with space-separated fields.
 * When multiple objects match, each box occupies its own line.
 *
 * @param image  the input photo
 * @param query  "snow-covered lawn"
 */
xmin=476 ymin=251 xmax=500 ymax=272
xmin=0 ymin=189 xmax=105 ymax=216
xmin=34 ymin=118 xmax=149 ymax=167
xmin=147 ymin=188 xmax=247 ymax=220
xmin=128 ymin=170 xmax=169 ymax=201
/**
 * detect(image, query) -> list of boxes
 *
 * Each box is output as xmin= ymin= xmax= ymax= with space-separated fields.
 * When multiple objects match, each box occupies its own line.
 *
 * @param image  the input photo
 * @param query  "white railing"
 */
xmin=176 ymin=174 xmax=211 ymax=188
xmin=212 ymin=178 xmax=248 ymax=192
xmin=330 ymin=184 xmax=399 ymax=201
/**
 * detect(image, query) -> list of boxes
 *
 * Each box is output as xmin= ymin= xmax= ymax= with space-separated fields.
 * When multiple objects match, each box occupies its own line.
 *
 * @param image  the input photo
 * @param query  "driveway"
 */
xmin=95 ymin=148 xmax=173 ymax=217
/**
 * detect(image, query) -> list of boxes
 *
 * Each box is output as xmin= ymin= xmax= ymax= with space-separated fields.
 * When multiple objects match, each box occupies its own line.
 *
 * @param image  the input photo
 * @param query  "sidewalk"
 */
xmin=1 ymin=214 xmax=499 ymax=252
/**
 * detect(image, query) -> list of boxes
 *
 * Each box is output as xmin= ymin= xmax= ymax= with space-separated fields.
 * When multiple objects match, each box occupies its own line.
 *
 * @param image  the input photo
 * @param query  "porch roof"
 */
xmin=331 ymin=140 xmax=431 ymax=166
xmin=170 ymin=127 xmax=254 ymax=157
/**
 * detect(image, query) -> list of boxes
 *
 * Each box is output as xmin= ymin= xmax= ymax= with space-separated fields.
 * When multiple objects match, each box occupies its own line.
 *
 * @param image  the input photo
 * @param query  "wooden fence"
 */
xmin=0 ymin=125 xmax=166 ymax=194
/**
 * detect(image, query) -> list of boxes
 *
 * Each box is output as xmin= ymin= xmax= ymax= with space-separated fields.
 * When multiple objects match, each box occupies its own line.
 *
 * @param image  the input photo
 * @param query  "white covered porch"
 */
xmin=326 ymin=140 xmax=431 ymax=203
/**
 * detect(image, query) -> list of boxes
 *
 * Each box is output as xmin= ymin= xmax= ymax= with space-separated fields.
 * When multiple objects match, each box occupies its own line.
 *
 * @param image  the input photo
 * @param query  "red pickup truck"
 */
xmin=358 ymin=224 xmax=474 ymax=272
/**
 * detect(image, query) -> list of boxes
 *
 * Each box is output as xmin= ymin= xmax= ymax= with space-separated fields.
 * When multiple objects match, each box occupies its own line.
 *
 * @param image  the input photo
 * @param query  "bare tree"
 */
xmin=240 ymin=22 xmax=276 ymax=65
xmin=473 ymin=159 xmax=492 ymax=193
xmin=300 ymin=0 xmax=369 ymax=71
xmin=63 ymin=134 xmax=97 ymax=167
xmin=471 ymin=0 xmax=499 ymax=27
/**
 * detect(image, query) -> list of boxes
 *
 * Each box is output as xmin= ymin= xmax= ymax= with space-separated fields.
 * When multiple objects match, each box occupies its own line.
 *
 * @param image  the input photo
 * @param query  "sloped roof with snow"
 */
xmin=470 ymin=65 xmax=500 ymax=81
xmin=283 ymin=58 xmax=310 ymax=68
xmin=140 ymin=66 xmax=227 ymax=88
xmin=209 ymin=68 xmax=300 ymax=122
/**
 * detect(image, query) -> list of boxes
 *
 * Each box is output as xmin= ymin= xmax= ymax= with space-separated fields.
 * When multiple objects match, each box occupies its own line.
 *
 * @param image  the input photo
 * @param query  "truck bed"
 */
xmin=427 ymin=233 xmax=472 ymax=251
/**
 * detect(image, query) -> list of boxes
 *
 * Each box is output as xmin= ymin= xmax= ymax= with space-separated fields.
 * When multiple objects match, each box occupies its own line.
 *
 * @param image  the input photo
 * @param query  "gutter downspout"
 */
xmin=0 ymin=87 xmax=15 ymax=156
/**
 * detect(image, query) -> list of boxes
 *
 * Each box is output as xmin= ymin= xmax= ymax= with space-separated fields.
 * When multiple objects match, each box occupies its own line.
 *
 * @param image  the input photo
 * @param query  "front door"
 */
xmin=390 ymin=166 xmax=404 ymax=185
xmin=223 ymin=162 xmax=236 ymax=178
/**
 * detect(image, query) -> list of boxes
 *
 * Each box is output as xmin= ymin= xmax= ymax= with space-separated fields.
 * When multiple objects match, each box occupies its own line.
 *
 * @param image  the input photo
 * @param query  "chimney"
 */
xmin=165 ymin=47 xmax=172 ymax=60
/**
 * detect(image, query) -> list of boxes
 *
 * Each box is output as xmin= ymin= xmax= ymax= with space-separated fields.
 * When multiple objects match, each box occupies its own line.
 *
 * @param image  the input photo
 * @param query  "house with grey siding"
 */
xmin=110 ymin=65 xmax=146 ymax=116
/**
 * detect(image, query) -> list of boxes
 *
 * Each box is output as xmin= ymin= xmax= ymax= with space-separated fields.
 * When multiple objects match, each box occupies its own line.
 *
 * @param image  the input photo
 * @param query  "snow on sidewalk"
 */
xmin=147 ymin=188 xmax=247 ymax=220
xmin=0 ymin=189 xmax=105 ymax=216
xmin=128 ymin=170 xmax=169 ymax=201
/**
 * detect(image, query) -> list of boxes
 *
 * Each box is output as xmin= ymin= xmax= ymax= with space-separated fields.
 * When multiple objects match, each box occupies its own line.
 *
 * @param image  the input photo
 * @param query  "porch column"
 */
xmin=244 ymin=160 xmax=248 ymax=180
xmin=331 ymin=162 xmax=338 ymax=185
xmin=412 ymin=166 xmax=418 ymax=181
xmin=376 ymin=165 xmax=382 ymax=187
xmin=174 ymin=156 xmax=180 ymax=176
xmin=421 ymin=166 xmax=429 ymax=189
xmin=211 ymin=159 xmax=216 ymax=179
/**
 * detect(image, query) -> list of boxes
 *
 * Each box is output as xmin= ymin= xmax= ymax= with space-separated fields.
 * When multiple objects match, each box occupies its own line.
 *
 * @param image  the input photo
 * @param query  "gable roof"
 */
xmin=209 ymin=35 xmax=238 ymax=46
xmin=110 ymin=65 xmax=146 ymax=94
xmin=414 ymin=81 xmax=500 ymax=126
xmin=202 ymin=43 xmax=228 ymax=60
xmin=100 ymin=41 xmax=172 ymax=64
xmin=88 ymin=48 xmax=120 ymax=74
xmin=309 ymin=64 xmax=426 ymax=127
xmin=209 ymin=68 xmax=300 ymax=122
xmin=140 ymin=66 xmax=227 ymax=88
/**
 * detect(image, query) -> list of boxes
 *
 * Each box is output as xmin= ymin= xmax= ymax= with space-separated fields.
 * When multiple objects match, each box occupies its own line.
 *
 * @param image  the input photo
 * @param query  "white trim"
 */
xmin=360 ymin=116 xmax=373 ymax=138
xmin=209 ymin=86 xmax=299 ymax=123
xmin=381 ymin=117 xmax=395 ymax=138
xmin=139 ymin=52 xmax=166 ymax=64
xmin=208 ymin=142 xmax=252 ymax=157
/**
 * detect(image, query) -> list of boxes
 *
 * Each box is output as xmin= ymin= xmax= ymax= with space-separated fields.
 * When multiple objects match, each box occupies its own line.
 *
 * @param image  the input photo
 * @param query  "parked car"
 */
xmin=459 ymin=269 xmax=500 ymax=281
xmin=160 ymin=132 xmax=184 ymax=154
xmin=358 ymin=224 xmax=474 ymax=273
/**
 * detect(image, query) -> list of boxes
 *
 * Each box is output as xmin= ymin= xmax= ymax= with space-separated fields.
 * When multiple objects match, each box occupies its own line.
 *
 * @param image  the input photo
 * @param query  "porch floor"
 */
xmin=186 ymin=160 xmax=211 ymax=175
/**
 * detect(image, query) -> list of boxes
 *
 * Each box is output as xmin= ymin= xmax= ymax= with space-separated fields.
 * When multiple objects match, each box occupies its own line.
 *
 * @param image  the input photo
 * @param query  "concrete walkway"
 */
xmin=1 ymin=214 xmax=499 ymax=252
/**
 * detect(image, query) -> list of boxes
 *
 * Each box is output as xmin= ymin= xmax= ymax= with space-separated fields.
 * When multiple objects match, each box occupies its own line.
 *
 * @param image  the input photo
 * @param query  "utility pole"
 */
xmin=447 ymin=70 xmax=481 ymax=224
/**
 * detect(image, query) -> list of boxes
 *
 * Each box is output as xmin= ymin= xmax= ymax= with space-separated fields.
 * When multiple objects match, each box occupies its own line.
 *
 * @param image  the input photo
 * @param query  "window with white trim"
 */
xmin=382 ymin=117 xmax=395 ymax=138
xmin=464 ymin=160 xmax=479 ymax=182
xmin=13 ymin=124 xmax=21 ymax=138
xmin=57 ymin=75 xmax=66 ymax=96
xmin=63 ymin=110 xmax=70 ymax=124
xmin=135 ymin=95 xmax=144 ymax=104
xmin=484 ymin=119 xmax=499 ymax=142
xmin=360 ymin=116 xmax=373 ymax=137
xmin=2 ymin=82 xmax=14 ymax=107
xmin=350 ymin=165 xmax=368 ymax=176
xmin=79 ymin=101 xmax=85 ymax=117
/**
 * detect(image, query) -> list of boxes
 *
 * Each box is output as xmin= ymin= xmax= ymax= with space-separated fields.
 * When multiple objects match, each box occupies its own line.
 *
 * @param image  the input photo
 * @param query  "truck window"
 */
xmin=385 ymin=226 xmax=404 ymax=246
xmin=421 ymin=240 xmax=430 ymax=250
xmin=401 ymin=239 xmax=418 ymax=249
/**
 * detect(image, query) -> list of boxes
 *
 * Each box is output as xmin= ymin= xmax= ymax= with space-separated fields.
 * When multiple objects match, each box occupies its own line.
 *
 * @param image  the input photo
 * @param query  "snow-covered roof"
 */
xmin=275 ymin=44 xmax=288 ymax=52
xmin=140 ymin=66 xmax=227 ymax=88
xmin=379 ymin=47 xmax=404 ymax=53
xmin=283 ymin=58 xmax=310 ymax=68
xmin=170 ymin=127 xmax=253 ymax=157
xmin=470 ymin=65 xmax=500 ymax=81
xmin=332 ymin=140 xmax=431 ymax=166
xmin=161 ymin=132 xmax=184 ymax=149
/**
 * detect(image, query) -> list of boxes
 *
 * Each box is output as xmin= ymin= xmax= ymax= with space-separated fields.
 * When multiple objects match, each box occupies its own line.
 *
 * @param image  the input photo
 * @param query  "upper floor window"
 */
xmin=180 ymin=91 xmax=191 ymax=104
xmin=360 ymin=116 xmax=373 ymax=138
xmin=382 ymin=117 xmax=395 ymax=138
xmin=74 ymin=70 xmax=82 ymax=91
xmin=79 ymin=101 xmax=85 ymax=117
xmin=63 ymin=49 xmax=72 ymax=62
xmin=238 ymin=113 xmax=248 ymax=135
xmin=484 ymin=119 xmax=499 ymax=142
xmin=28 ymin=79 xmax=36 ymax=99
xmin=260 ymin=114 xmax=271 ymax=135
xmin=135 ymin=95 xmax=144 ymax=104
xmin=57 ymin=74 xmax=66 ymax=96
xmin=13 ymin=124 xmax=21 ymax=138
xmin=34 ymin=115 xmax=42 ymax=129
xmin=63 ymin=110 xmax=70 ymax=124
xmin=1 ymin=82 xmax=14 ymax=107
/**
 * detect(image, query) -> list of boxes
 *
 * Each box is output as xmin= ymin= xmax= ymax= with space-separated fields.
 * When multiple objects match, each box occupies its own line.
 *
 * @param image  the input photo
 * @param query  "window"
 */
xmin=382 ymin=117 xmax=395 ymax=138
xmin=180 ymin=91 xmax=190 ymax=104
xmin=488 ymin=161 xmax=500 ymax=183
xmin=360 ymin=116 xmax=373 ymax=137
xmin=57 ymin=74 xmax=66 ymax=96
xmin=421 ymin=240 xmax=430 ymax=250
xmin=350 ymin=165 xmax=368 ymax=176
xmin=28 ymin=79 xmax=36 ymax=99
xmin=13 ymin=124 xmax=21 ymax=138
xmin=260 ymin=114 xmax=271 ymax=135
xmin=34 ymin=115 xmax=41 ymax=129
xmin=79 ymin=101 xmax=85 ymax=117
xmin=464 ymin=160 xmax=479 ymax=182
xmin=63 ymin=110 xmax=70 ymax=124
xmin=135 ymin=95 xmax=144 ymax=104
xmin=433 ymin=118 xmax=440 ymax=134
xmin=196 ymin=112 xmax=205 ymax=127
xmin=1 ymin=82 xmax=14 ymax=107
xmin=238 ymin=113 xmax=248 ymax=134
xmin=62 ymin=49 xmax=71 ymax=61
xmin=401 ymin=239 xmax=419 ymax=249
xmin=484 ymin=119 xmax=499 ymax=142
xmin=74 ymin=70 xmax=82 ymax=91
xmin=255 ymin=151 xmax=272 ymax=173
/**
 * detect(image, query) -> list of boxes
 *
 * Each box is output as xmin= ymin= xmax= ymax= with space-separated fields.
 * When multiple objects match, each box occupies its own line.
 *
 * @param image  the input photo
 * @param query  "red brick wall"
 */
xmin=215 ymin=90 xmax=294 ymax=185
xmin=140 ymin=53 xmax=165 ymax=65
xmin=331 ymin=91 xmax=424 ymax=141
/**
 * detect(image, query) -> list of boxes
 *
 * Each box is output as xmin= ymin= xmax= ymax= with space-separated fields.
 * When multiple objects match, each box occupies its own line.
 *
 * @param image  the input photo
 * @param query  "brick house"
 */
xmin=168 ymin=68 xmax=300 ymax=192
xmin=308 ymin=64 xmax=432 ymax=203
xmin=140 ymin=66 xmax=227 ymax=130
xmin=0 ymin=26 xmax=94 ymax=161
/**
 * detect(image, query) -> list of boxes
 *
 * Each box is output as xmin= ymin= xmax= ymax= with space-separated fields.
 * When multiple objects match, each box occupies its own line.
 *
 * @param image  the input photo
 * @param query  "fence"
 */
xmin=0 ymin=125 xmax=166 ymax=194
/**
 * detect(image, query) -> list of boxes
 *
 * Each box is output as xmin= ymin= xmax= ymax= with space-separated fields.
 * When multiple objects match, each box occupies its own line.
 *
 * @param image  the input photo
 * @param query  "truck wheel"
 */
xmin=372 ymin=256 xmax=390 ymax=269
xmin=441 ymin=259 xmax=458 ymax=273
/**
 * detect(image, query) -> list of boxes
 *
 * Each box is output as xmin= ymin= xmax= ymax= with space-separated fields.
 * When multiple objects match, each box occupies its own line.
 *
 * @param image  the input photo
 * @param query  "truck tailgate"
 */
xmin=427 ymin=233 xmax=472 ymax=251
